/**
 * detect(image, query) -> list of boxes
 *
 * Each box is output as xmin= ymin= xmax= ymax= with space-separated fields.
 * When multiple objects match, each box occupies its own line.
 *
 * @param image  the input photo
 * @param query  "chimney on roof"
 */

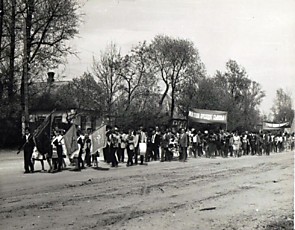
xmin=47 ymin=71 xmax=55 ymax=84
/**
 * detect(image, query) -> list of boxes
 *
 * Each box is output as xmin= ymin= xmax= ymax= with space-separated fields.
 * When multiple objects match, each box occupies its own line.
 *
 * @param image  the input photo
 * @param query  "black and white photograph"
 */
xmin=0 ymin=0 xmax=294 ymax=229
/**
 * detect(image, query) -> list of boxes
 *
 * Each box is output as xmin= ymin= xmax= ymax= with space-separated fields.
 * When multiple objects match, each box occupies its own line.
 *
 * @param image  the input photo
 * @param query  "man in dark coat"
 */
xmin=103 ymin=126 xmax=112 ymax=163
xmin=179 ymin=128 xmax=189 ymax=161
xmin=18 ymin=127 xmax=35 ymax=173
xmin=151 ymin=128 xmax=161 ymax=161
xmin=110 ymin=127 xmax=119 ymax=167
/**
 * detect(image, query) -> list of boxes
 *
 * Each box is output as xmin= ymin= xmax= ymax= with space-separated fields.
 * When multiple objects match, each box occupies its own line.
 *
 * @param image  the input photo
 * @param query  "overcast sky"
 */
xmin=60 ymin=0 xmax=295 ymax=114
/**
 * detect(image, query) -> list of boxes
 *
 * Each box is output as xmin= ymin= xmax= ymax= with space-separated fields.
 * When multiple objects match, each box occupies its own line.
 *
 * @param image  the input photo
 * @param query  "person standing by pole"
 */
xmin=17 ymin=127 xmax=34 ymax=173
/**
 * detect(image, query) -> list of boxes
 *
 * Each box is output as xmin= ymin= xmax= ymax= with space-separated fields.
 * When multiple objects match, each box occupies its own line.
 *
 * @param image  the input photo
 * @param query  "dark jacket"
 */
xmin=21 ymin=134 xmax=35 ymax=153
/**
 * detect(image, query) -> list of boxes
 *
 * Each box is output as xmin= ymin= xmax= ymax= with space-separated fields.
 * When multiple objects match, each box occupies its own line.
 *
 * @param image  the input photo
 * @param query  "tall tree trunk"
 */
xmin=8 ymin=0 xmax=16 ymax=100
xmin=125 ymin=80 xmax=131 ymax=111
xmin=0 ymin=0 xmax=3 ymax=57
xmin=0 ymin=0 xmax=3 ymax=100
xmin=21 ymin=0 xmax=34 ymax=132
xmin=170 ymin=86 xmax=175 ymax=119
xmin=159 ymin=83 xmax=169 ymax=106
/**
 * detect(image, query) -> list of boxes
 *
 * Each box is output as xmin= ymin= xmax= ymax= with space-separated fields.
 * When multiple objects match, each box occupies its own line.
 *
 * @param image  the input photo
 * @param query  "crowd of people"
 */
xmin=102 ymin=126 xmax=295 ymax=167
xmin=18 ymin=125 xmax=295 ymax=174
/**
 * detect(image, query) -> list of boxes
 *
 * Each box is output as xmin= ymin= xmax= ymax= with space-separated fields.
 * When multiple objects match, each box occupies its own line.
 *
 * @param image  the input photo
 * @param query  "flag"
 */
xmin=33 ymin=113 xmax=52 ymax=155
xmin=91 ymin=125 xmax=106 ymax=154
xmin=63 ymin=125 xmax=78 ymax=158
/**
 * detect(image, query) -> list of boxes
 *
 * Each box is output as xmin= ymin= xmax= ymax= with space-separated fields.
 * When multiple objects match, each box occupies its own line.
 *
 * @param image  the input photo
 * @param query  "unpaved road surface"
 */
xmin=0 ymin=150 xmax=294 ymax=230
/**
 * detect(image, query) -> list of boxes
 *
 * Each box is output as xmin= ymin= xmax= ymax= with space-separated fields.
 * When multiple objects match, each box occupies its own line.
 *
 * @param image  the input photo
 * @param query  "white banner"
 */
xmin=262 ymin=122 xmax=290 ymax=130
xmin=189 ymin=109 xmax=227 ymax=124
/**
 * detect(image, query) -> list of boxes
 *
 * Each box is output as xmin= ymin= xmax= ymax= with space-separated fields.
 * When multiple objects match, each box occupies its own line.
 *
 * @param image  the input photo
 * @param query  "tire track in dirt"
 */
xmin=0 ymin=154 xmax=292 ymax=230
xmin=72 ymin=161 xmax=287 ymax=229
xmin=0 ymin=161 xmax=282 ymax=217
xmin=0 ymin=166 xmax=243 ymax=211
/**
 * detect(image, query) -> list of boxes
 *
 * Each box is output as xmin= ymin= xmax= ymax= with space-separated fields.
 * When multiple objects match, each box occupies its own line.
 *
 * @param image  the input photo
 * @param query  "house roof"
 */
xmin=30 ymin=80 xmax=76 ymax=111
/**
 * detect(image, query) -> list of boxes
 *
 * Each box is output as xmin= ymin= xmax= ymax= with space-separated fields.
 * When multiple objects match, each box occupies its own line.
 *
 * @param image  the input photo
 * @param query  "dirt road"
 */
xmin=0 ymin=151 xmax=293 ymax=230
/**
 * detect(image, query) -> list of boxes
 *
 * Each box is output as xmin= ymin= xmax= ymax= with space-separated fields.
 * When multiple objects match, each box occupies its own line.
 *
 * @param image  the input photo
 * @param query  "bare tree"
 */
xmin=149 ymin=35 xmax=203 ymax=119
xmin=118 ymin=42 xmax=154 ymax=110
xmin=92 ymin=44 xmax=123 ymax=122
